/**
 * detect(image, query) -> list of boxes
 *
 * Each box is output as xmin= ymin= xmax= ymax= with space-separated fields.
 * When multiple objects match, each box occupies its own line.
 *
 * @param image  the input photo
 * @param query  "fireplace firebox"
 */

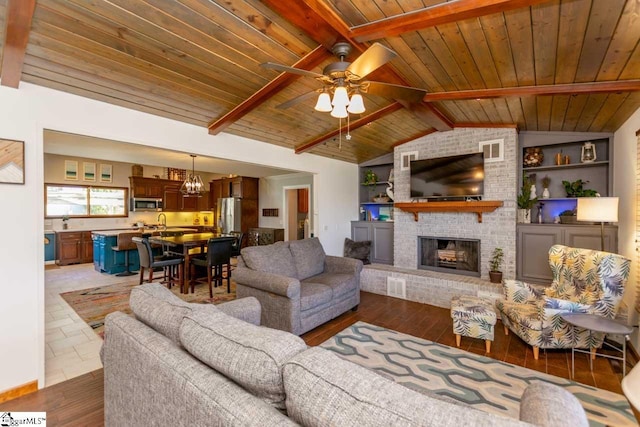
xmin=418 ymin=237 xmax=480 ymax=277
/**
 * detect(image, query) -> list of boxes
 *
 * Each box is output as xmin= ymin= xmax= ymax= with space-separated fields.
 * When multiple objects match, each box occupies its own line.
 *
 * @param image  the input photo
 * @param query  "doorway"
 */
xmin=284 ymin=185 xmax=310 ymax=241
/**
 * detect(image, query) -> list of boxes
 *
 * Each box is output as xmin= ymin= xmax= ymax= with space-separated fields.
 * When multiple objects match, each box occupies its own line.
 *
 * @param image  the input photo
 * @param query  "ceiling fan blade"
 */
xmin=364 ymin=81 xmax=427 ymax=103
xmin=347 ymin=43 xmax=397 ymax=80
xmin=261 ymin=62 xmax=324 ymax=78
xmin=276 ymin=91 xmax=320 ymax=110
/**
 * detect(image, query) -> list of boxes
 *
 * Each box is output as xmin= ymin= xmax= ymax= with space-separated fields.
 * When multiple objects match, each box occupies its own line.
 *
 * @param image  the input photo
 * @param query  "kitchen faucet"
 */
xmin=157 ymin=213 xmax=167 ymax=230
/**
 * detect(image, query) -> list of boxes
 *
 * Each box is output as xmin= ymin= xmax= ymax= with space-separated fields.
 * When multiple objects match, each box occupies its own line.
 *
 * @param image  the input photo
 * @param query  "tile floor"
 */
xmin=44 ymin=263 xmax=139 ymax=386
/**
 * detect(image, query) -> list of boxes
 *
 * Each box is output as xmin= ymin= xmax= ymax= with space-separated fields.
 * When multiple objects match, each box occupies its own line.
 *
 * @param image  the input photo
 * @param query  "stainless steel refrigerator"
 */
xmin=217 ymin=197 xmax=242 ymax=234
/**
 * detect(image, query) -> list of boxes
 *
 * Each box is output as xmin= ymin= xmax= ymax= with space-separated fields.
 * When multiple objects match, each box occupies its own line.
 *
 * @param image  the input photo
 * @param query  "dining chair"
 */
xmin=189 ymin=237 xmax=235 ymax=297
xmin=229 ymin=231 xmax=245 ymax=258
xmin=132 ymin=236 xmax=184 ymax=290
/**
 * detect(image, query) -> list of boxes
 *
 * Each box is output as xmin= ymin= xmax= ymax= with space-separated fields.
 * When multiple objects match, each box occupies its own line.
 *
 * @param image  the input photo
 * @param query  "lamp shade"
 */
xmin=332 ymin=86 xmax=350 ymax=107
xmin=576 ymin=197 xmax=619 ymax=222
xmin=347 ymin=93 xmax=365 ymax=114
xmin=330 ymin=103 xmax=348 ymax=118
xmin=314 ymin=92 xmax=332 ymax=112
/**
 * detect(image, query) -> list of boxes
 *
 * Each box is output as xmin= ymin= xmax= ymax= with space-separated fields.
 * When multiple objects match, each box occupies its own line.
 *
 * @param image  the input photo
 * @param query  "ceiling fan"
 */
xmin=261 ymin=42 xmax=428 ymax=117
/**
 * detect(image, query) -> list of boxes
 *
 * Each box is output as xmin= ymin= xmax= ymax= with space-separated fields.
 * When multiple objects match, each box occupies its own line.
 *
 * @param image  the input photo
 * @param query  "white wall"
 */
xmin=259 ymin=173 xmax=313 ymax=231
xmin=613 ymin=106 xmax=640 ymax=351
xmin=0 ymin=82 xmax=358 ymax=394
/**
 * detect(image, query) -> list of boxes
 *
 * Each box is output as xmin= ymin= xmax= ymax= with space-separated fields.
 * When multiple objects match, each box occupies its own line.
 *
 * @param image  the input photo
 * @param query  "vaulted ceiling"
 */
xmin=1 ymin=0 xmax=639 ymax=163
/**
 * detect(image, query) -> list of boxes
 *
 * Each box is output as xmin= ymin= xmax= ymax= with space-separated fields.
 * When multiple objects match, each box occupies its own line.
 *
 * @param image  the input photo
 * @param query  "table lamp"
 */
xmin=576 ymin=197 xmax=618 ymax=251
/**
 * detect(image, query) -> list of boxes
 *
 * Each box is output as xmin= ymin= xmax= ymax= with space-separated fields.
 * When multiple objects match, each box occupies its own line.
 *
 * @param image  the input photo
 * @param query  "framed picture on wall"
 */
xmin=0 ymin=139 xmax=25 ymax=184
xmin=100 ymin=163 xmax=112 ymax=183
xmin=64 ymin=160 xmax=78 ymax=180
xmin=83 ymin=162 xmax=96 ymax=181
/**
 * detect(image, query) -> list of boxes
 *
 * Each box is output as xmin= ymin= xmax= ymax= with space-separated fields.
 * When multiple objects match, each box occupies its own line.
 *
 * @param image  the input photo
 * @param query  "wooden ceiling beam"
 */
xmin=350 ymin=0 xmax=552 ymax=43
xmin=259 ymin=0 xmax=341 ymax=49
xmin=207 ymin=46 xmax=330 ymax=135
xmin=295 ymin=102 xmax=403 ymax=154
xmin=1 ymin=0 xmax=36 ymax=88
xmin=423 ymin=80 xmax=640 ymax=102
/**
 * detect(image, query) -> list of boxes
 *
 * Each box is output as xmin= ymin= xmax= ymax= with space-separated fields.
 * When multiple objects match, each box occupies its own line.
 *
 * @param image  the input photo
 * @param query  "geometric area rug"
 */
xmin=320 ymin=322 xmax=636 ymax=427
xmin=60 ymin=280 xmax=236 ymax=339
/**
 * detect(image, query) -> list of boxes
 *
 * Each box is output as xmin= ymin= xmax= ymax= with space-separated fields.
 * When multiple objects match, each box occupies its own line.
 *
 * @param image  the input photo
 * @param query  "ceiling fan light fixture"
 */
xmin=314 ymin=92 xmax=332 ymax=112
xmin=330 ymin=104 xmax=348 ymax=118
xmin=347 ymin=92 xmax=365 ymax=114
xmin=332 ymin=85 xmax=350 ymax=107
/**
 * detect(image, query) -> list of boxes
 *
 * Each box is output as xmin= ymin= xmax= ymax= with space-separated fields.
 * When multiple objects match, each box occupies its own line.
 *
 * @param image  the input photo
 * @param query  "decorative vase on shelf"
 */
xmin=530 ymin=184 xmax=537 ymax=200
xmin=542 ymin=188 xmax=550 ymax=199
xmin=517 ymin=209 xmax=531 ymax=224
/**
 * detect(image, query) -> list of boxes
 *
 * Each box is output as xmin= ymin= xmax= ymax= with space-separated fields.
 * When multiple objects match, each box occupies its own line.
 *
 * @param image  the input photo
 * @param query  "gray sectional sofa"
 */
xmin=102 ymin=283 xmax=589 ymax=427
xmin=234 ymin=237 xmax=361 ymax=335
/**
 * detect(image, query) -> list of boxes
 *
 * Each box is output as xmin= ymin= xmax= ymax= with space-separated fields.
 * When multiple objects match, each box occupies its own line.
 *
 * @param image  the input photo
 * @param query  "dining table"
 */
xmin=148 ymin=232 xmax=233 ymax=294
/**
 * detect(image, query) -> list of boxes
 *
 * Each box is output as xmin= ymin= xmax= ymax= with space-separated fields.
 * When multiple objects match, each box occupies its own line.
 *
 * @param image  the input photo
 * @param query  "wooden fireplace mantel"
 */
xmin=394 ymin=201 xmax=504 ymax=223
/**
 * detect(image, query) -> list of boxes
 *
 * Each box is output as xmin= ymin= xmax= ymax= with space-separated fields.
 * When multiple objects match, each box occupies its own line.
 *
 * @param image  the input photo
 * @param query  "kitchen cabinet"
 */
xmin=211 ymin=177 xmax=259 ymax=231
xmin=163 ymin=184 xmax=181 ymax=211
xmin=351 ymin=221 xmax=394 ymax=265
xmin=93 ymin=233 xmax=141 ymax=274
xmin=517 ymin=224 xmax=617 ymax=284
xmin=56 ymin=231 xmax=93 ymax=265
xmin=297 ymin=188 xmax=309 ymax=213
xmin=130 ymin=177 xmax=164 ymax=198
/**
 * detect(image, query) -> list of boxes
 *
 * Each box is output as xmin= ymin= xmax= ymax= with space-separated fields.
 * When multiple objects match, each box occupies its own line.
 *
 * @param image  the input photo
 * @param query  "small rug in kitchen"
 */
xmin=320 ymin=321 xmax=635 ymax=427
xmin=60 ymin=280 xmax=236 ymax=338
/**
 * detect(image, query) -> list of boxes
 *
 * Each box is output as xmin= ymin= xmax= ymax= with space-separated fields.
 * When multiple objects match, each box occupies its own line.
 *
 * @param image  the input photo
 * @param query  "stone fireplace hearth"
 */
xmin=419 ymin=237 xmax=480 ymax=277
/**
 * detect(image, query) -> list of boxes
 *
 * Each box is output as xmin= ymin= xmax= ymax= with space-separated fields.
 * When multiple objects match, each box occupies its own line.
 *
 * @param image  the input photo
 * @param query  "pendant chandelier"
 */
xmin=180 ymin=154 xmax=204 ymax=197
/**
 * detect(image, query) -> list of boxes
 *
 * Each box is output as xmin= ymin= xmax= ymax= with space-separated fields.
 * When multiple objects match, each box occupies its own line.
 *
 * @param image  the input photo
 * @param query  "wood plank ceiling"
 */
xmin=1 ymin=0 xmax=639 ymax=163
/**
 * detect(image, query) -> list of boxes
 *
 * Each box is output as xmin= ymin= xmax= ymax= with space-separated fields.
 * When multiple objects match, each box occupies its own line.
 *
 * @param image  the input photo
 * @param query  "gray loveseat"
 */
xmin=234 ymin=237 xmax=361 ymax=335
xmin=102 ymin=283 xmax=589 ymax=427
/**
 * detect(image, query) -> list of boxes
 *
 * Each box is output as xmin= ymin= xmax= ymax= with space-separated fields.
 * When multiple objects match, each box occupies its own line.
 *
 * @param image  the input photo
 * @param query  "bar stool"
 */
xmin=112 ymin=232 xmax=142 ymax=277
xmin=132 ymin=236 xmax=184 ymax=290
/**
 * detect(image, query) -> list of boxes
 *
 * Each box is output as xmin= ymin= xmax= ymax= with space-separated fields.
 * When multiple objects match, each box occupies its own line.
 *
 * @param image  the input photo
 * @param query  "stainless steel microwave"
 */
xmin=130 ymin=198 xmax=163 ymax=212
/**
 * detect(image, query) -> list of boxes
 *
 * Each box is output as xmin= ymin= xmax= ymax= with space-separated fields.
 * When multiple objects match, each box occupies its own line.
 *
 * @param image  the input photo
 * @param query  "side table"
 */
xmin=560 ymin=313 xmax=633 ymax=378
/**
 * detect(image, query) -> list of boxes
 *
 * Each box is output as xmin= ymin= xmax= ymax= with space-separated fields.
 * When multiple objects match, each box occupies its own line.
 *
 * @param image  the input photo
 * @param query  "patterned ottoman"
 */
xmin=451 ymin=296 xmax=497 ymax=353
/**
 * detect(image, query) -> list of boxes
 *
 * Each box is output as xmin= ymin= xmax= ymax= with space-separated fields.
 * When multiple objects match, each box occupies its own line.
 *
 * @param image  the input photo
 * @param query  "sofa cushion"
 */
xmin=129 ymin=283 xmax=219 ymax=344
xmin=289 ymin=238 xmax=326 ymax=280
xmin=343 ymin=238 xmax=371 ymax=265
xmin=300 ymin=283 xmax=332 ymax=311
xmin=283 ymin=347 xmax=525 ymax=427
xmin=180 ymin=310 xmax=307 ymax=410
xmin=302 ymin=272 xmax=357 ymax=299
xmin=241 ymin=241 xmax=298 ymax=279
xmin=520 ymin=382 xmax=588 ymax=427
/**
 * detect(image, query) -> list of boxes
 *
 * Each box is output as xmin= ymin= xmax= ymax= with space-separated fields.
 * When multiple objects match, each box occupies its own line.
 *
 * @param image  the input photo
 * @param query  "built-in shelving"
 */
xmin=523 ymin=160 xmax=609 ymax=173
xmin=394 ymin=201 xmax=503 ymax=223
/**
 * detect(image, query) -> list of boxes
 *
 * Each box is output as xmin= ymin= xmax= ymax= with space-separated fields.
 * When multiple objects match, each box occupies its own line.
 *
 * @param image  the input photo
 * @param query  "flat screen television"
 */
xmin=410 ymin=152 xmax=484 ymax=200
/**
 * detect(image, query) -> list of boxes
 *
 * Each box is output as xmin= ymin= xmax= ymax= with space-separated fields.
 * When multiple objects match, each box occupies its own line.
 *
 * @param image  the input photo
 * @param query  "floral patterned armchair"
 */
xmin=496 ymin=245 xmax=630 ymax=359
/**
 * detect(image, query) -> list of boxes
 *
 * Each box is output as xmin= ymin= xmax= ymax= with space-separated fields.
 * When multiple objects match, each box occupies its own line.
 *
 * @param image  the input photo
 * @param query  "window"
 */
xmin=45 ymin=184 xmax=128 ymax=218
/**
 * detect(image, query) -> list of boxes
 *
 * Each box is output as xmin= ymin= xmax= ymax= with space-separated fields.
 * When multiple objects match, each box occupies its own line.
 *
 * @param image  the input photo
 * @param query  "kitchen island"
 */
xmin=92 ymin=227 xmax=198 ymax=274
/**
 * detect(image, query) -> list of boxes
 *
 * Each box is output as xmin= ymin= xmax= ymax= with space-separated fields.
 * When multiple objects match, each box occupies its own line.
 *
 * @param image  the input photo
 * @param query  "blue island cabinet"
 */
xmin=93 ymin=233 xmax=141 ymax=274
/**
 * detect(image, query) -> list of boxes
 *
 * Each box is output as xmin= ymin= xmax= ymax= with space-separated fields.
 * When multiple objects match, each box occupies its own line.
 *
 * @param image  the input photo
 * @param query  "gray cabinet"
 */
xmin=517 ymin=224 xmax=617 ymax=284
xmin=351 ymin=221 xmax=394 ymax=265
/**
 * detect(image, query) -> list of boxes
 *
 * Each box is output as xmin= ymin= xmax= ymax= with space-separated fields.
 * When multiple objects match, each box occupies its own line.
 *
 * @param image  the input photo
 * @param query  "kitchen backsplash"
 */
xmin=45 ymin=211 xmax=213 ymax=231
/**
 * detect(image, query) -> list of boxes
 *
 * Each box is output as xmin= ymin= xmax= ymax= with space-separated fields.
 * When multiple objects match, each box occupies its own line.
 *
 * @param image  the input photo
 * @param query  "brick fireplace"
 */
xmin=419 ymin=237 xmax=480 ymax=277
xmin=394 ymin=127 xmax=517 ymax=281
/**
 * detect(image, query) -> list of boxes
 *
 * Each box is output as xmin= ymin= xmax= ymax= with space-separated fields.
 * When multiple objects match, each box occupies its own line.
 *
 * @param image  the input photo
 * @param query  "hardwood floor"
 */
xmin=1 ymin=291 xmax=635 ymax=425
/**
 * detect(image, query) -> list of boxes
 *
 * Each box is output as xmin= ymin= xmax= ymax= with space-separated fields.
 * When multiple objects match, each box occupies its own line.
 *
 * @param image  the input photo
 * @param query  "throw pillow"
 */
xmin=343 ymin=238 xmax=371 ymax=265
xmin=289 ymin=237 xmax=326 ymax=280
xmin=241 ymin=241 xmax=298 ymax=278
xmin=129 ymin=283 xmax=219 ymax=344
xmin=180 ymin=310 xmax=307 ymax=410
